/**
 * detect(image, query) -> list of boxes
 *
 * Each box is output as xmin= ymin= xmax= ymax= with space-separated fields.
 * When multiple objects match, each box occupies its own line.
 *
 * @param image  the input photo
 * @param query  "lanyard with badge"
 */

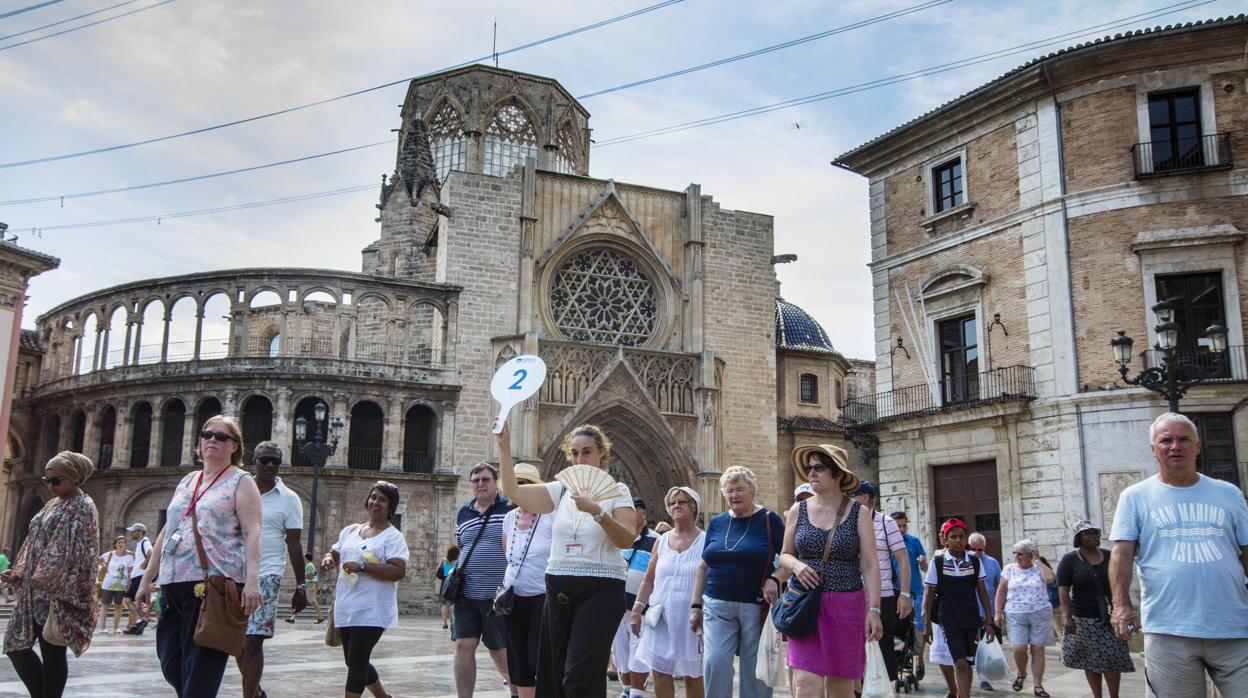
xmin=163 ymin=467 xmax=230 ymax=556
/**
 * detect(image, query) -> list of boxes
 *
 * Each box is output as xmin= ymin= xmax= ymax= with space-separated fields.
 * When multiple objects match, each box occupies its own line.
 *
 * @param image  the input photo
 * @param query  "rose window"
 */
xmin=550 ymin=249 xmax=658 ymax=346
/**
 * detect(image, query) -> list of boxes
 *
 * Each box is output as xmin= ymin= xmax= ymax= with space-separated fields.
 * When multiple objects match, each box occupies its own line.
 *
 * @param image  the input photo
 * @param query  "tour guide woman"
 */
xmin=137 ymin=416 xmax=263 ymax=698
xmin=496 ymin=420 xmax=637 ymax=698
xmin=323 ymin=481 xmax=407 ymax=698
xmin=782 ymin=443 xmax=882 ymax=698
xmin=3 ymin=451 xmax=100 ymax=698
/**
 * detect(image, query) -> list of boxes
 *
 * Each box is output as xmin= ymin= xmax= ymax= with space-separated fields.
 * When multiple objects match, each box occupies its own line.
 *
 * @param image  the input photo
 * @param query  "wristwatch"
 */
xmin=295 ymin=584 xmax=307 ymax=591
xmin=359 ymin=560 xmax=367 ymax=572
xmin=592 ymin=510 xmax=606 ymax=523
xmin=900 ymin=591 xmax=912 ymax=599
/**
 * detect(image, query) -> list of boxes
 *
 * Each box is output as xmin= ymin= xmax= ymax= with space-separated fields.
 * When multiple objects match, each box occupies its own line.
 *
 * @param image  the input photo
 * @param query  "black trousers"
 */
xmin=877 ymin=594 xmax=899 ymax=681
xmin=7 ymin=635 xmax=68 ymax=698
xmin=156 ymin=581 xmax=230 ymax=698
xmin=339 ymin=626 xmax=384 ymax=693
xmin=537 ymin=575 xmax=624 ymax=698
xmin=504 ymin=593 xmax=545 ymax=687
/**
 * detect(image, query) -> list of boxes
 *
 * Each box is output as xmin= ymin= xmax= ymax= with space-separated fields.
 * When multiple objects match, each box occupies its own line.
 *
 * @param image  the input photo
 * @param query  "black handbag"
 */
xmin=440 ymin=503 xmax=494 ymax=603
xmin=771 ymin=501 xmax=840 ymax=638
xmin=492 ymin=514 xmax=540 ymax=617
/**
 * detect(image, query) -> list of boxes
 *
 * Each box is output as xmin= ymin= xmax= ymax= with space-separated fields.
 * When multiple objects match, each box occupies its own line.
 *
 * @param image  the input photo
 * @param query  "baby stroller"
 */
xmin=892 ymin=613 xmax=921 ymax=693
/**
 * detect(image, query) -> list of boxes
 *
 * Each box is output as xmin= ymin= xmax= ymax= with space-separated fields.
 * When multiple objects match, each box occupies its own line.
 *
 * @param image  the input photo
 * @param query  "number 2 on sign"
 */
xmin=509 ymin=369 xmax=528 ymax=390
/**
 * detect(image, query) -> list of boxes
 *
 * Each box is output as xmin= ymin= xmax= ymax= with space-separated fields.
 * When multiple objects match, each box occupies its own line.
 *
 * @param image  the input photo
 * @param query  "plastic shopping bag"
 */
xmin=754 ymin=609 xmax=786 ymax=687
xmin=975 ymin=636 xmax=1012 ymax=683
xmin=862 ymin=641 xmax=895 ymax=698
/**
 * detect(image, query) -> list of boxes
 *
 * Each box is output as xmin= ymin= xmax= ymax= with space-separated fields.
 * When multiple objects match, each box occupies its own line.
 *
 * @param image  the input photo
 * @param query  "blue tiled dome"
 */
xmin=775 ymin=299 xmax=835 ymax=354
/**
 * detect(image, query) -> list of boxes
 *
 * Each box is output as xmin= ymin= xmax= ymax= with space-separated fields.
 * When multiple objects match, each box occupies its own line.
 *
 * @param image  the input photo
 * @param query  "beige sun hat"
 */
xmin=790 ymin=443 xmax=859 ymax=493
xmin=514 ymin=462 xmax=545 ymax=485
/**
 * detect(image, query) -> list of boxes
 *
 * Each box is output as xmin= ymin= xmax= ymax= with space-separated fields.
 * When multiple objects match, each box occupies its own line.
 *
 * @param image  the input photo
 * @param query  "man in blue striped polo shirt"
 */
xmin=453 ymin=461 xmax=516 ymax=698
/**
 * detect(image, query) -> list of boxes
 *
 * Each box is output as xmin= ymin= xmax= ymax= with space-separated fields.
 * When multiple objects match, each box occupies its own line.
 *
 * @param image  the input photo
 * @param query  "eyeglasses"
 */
xmin=470 ymin=477 xmax=494 ymax=485
xmin=256 ymin=457 xmax=281 ymax=466
xmin=41 ymin=475 xmax=66 ymax=487
xmin=970 ymin=547 xmax=985 ymax=553
xmin=200 ymin=431 xmax=237 ymax=443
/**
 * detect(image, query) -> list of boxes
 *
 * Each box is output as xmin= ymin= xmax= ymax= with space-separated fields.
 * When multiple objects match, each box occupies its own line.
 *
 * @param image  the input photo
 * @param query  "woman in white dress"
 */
xmin=631 ymin=486 xmax=706 ymax=698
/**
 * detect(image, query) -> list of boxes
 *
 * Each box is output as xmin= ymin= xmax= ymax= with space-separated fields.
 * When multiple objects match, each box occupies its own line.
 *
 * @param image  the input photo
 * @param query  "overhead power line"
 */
xmin=0 ymin=0 xmax=144 ymax=42
xmin=0 ymin=0 xmax=175 ymax=51
xmin=592 ymin=0 xmax=1219 ymax=147
xmin=0 ymin=0 xmax=684 ymax=169
xmin=576 ymin=0 xmax=954 ymax=99
xmin=0 ymin=140 xmax=393 ymax=206
xmin=0 ymin=0 xmax=64 ymax=21
xmin=6 ymin=183 xmax=378 ymax=234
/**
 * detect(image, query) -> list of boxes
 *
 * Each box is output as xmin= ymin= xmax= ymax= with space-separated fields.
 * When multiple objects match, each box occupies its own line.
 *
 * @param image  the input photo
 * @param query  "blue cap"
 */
xmin=853 ymin=480 xmax=876 ymax=499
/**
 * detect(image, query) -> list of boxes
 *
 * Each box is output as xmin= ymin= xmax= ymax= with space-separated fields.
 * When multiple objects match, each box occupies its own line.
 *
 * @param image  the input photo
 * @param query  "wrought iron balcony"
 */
xmin=1133 ymin=132 xmax=1232 ymax=178
xmin=1139 ymin=344 xmax=1248 ymax=383
xmin=841 ymin=365 xmax=1036 ymax=426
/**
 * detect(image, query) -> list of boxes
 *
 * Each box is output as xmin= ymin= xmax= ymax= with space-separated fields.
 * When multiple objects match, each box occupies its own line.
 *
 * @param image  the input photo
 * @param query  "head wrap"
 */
xmin=47 ymin=451 xmax=94 ymax=485
xmin=665 ymin=486 xmax=702 ymax=514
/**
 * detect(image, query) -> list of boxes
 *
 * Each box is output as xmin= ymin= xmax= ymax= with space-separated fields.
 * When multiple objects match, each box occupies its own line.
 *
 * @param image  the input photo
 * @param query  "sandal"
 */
xmin=1012 ymin=676 xmax=1026 ymax=692
xmin=1034 ymin=689 xmax=1050 ymax=698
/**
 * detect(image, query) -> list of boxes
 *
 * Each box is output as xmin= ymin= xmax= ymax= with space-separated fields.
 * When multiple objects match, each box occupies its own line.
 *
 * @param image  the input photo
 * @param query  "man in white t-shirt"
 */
xmin=237 ymin=442 xmax=307 ymax=698
xmin=122 ymin=521 xmax=153 ymax=634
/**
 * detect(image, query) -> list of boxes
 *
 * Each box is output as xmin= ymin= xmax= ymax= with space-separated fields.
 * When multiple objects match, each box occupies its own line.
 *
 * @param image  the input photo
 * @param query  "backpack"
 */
xmin=930 ymin=551 xmax=980 ymax=623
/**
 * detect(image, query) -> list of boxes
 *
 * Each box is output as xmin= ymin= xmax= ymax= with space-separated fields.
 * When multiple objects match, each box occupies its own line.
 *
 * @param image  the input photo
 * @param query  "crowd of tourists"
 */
xmin=1 ymin=411 xmax=1244 ymax=697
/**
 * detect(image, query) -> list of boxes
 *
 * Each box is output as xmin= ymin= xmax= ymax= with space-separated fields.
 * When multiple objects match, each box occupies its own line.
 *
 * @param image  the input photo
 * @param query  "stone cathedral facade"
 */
xmin=4 ymin=65 xmax=866 ymax=610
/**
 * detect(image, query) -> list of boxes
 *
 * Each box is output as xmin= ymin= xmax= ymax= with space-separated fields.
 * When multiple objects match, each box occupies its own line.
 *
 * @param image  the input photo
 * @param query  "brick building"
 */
xmin=4 ymin=65 xmax=866 ymax=610
xmin=832 ymin=16 xmax=1248 ymax=561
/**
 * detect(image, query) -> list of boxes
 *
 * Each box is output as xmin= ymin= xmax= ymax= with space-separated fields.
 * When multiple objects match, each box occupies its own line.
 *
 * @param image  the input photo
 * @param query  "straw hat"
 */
xmin=790 ymin=443 xmax=859 ymax=493
xmin=514 ymin=462 xmax=544 ymax=485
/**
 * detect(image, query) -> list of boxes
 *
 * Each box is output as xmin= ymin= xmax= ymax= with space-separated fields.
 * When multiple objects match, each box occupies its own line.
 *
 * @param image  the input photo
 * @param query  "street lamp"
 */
xmin=295 ymin=400 xmax=344 ymax=557
xmin=1111 ymin=298 xmax=1229 ymax=413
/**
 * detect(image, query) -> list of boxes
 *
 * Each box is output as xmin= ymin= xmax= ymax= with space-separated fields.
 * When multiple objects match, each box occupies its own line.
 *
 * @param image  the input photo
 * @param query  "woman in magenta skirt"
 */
xmin=781 ymin=444 xmax=882 ymax=698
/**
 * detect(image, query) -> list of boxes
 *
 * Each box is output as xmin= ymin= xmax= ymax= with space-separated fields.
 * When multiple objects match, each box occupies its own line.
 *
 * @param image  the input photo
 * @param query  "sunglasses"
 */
xmin=806 ymin=463 xmax=831 ymax=474
xmin=200 ymin=431 xmax=237 ymax=443
xmin=41 ymin=475 xmax=67 ymax=487
xmin=256 ymin=457 xmax=281 ymax=466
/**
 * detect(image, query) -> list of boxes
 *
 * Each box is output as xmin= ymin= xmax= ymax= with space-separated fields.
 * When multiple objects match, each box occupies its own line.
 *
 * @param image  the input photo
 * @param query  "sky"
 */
xmin=0 ymin=0 xmax=1232 ymax=361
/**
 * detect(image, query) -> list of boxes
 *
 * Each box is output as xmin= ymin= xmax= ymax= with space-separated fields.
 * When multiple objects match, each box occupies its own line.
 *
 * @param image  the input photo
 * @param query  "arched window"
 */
xmin=97 ymin=405 xmax=117 ymax=470
xmin=267 ymin=333 xmax=280 ymax=357
xmin=240 ymin=395 xmax=274 ymax=461
xmin=483 ymin=102 xmax=538 ymax=177
xmin=553 ymin=122 xmax=580 ymax=175
xmin=429 ymin=102 xmax=467 ymax=182
xmin=70 ymin=410 xmax=86 ymax=452
xmin=403 ymin=405 xmax=437 ymax=473
xmin=549 ymin=248 xmax=658 ymax=346
xmin=160 ymin=399 xmax=186 ymax=467
xmin=130 ymin=402 xmax=153 ymax=468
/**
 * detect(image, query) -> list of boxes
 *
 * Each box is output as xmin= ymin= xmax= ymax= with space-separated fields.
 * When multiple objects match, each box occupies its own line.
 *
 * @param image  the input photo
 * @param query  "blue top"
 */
xmin=901 ymin=533 xmax=926 ymax=596
xmin=979 ymin=553 xmax=1002 ymax=615
xmin=1110 ymin=474 xmax=1248 ymax=638
xmin=703 ymin=508 xmax=785 ymax=603
xmin=455 ymin=495 xmax=516 ymax=600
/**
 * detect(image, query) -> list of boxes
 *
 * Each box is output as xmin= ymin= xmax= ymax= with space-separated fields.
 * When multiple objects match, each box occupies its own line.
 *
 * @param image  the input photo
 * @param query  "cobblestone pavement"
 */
xmin=0 ymin=614 xmax=1148 ymax=697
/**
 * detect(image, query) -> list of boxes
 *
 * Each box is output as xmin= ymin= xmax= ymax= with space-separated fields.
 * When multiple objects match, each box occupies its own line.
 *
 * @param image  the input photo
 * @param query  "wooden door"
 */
xmin=932 ymin=460 xmax=1002 ymax=561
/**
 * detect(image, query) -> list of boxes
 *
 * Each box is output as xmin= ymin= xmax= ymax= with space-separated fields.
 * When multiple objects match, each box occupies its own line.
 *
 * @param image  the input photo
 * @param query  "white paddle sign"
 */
xmin=491 ymin=355 xmax=547 ymax=433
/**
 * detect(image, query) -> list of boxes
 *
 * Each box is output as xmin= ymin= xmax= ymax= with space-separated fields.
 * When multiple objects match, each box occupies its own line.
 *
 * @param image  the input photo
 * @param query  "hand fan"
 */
xmin=556 ymin=464 xmax=621 ymax=503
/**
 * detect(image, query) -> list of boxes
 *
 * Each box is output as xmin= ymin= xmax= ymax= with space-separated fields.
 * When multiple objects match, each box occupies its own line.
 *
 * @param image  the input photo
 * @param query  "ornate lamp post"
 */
xmin=295 ymin=400 xmax=343 ymax=557
xmin=1112 ymin=298 xmax=1228 ymax=413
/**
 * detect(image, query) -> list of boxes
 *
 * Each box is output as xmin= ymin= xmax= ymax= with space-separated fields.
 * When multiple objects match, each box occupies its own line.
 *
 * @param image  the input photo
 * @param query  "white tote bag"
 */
xmin=754 ymin=611 xmax=786 ymax=688
xmin=861 ymin=640 xmax=895 ymax=698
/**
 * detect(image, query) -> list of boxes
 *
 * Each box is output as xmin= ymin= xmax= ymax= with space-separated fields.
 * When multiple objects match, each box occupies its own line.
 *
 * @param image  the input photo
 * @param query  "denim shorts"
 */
xmin=452 ymin=597 xmax=507 ymax=650
xmin=1005 ymin=607 xmax=1055 ymax=647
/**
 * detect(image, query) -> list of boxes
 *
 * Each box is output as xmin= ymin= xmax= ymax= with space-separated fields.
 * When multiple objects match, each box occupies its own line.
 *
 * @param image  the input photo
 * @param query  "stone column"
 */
xmin=181 ymin=409 xmax=197 ymax=466
xmin=273 ymin=388 xmax=292 ymax=460
xmin=192 ymin=307 xmax=204 ymax=361
xmin=161 ymin=311 xmax=172 ymax=363
xmin=130 ymin=318 xmax=144 ymax=365
xmin=222 ymin=390 xmax=239 ymax=421
xmin=382 ymin=396 xmax=403 ymax=472
xmin=436 ymin=400 xmax=456 ymax=475
xmin=112 ymin=403 xmax=131 ymax=469
xmin=121 ymin=317 xmax=134 ymax=366
xmin=81 ymin=405 xmax=99 ymax=469
xmin=443 ymin=299 xmax=459 ymax=367
xmin=148 ymin=414 xmax=163 ymax=468
xmin=329 ymin=394 xmax=349 ymax=469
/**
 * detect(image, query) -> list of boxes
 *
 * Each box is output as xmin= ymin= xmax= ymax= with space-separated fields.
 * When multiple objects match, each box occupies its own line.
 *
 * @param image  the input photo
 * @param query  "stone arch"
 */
xmin=7 ymin=428 xmax=26 ymax=461
xmin=96 ymin=404 xmax=117 ymax=469
xmin=118 ymin=483 xmax=181 ymax=539
xmin=239 ymin=394 xmax=274 ymax=461
xmin=402 ymin=403 xmax=438 ymax=473
xmin=159 ymin=398 xmax=187 ymax=467
xmin=541 ymin=399 xmax=697 ymax=521
xmin=347 ymin=400 xmax=385 ymax=470
xmin=300 ymin=288 xmax=339 ymax=305
xmin=70 ymin=410 xmax=86 ymax=452
xmin=129 ymin=401 xmax=154 ymax=468
xmin=247 ymin=288 xmax=284 ymax=307
xmin=77 ymin=311 xmax=98 ymax=374
xmin=919 ymin=264 xmax=988 ymax=299
xmin=425 ymin=97 xmax=468 ymax=182
xmin=291 ymin=395 xmax=332 ymax=467
xmin=135 ymin=298 xmax=165 ymax=364
xmin=553 ymin=119 xmax=583 ymax=175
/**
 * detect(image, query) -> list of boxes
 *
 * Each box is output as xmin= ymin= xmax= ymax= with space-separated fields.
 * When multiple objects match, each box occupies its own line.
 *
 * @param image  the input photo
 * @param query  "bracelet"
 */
xmin=690 ymin=603 xmax=703 ymax=609
xmin=900 ymin=591 xmax=911 ymax=599
xmin=633 ymin=601 xmax=646 ymax=609
xmin=767 ymin=575 xmax=781 ymax=587
xmin=868 ymin=606 xmax=881 ymax=614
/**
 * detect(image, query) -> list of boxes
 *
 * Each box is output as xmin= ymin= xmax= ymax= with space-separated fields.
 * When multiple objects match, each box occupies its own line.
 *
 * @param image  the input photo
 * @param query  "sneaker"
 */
xmin=284 ymin=616 xmax=296 ymax=624
xmin=132 ymin=619 xmax=148 ymax=635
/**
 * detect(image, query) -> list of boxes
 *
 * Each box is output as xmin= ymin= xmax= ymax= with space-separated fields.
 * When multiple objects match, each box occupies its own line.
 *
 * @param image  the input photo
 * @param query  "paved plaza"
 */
xmin=0 ymin=611 xmax=1151 ymax=697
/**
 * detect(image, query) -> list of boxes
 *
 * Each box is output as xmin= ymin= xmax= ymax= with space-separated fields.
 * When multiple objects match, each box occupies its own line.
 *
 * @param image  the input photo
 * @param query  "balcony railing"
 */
xmin=402 ymin=449 xmax=434 ymax=474
xmin=347 ymin=447 xmax=384 ymax=471
xmin=1140 ymin=345 xmax=1248 ymax=383
xmin=1133 ymin=132 xmax=1232 ymax=178
xmin=841 ymin=365 xmax=1036 ymax=426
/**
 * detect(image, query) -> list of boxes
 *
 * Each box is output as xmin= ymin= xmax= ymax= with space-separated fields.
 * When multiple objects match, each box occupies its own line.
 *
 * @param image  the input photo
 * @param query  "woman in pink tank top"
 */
xmin=135 ymin=415 xmax=262 ymax=698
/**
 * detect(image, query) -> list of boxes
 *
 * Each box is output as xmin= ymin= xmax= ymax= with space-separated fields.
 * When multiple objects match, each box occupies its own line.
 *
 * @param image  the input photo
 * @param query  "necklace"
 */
xmin=723 ymin=513 xmax=753 ymax=551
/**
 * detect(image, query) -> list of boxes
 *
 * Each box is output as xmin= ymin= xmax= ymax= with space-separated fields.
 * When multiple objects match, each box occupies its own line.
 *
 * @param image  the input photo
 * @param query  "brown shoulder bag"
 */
xmin=190 ymin=492 xmax=249 ymax=657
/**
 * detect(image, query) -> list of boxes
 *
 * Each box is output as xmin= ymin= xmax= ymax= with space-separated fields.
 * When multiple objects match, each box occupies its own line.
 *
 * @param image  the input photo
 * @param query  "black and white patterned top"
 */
xmin=795 ymin=499 xmax=863 ymax=592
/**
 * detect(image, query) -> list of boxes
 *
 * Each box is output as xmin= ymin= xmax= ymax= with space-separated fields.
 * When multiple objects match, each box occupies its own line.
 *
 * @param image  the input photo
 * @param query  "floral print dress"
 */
xmin=3 ymin=493 xmax=100 ymax=657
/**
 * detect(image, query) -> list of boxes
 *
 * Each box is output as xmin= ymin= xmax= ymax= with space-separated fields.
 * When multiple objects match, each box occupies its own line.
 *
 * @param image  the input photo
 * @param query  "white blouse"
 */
xmin=502 ymin=509 xmax=554 ymax=597
xmin=543 ymin=480 xmax=635 ymax=580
